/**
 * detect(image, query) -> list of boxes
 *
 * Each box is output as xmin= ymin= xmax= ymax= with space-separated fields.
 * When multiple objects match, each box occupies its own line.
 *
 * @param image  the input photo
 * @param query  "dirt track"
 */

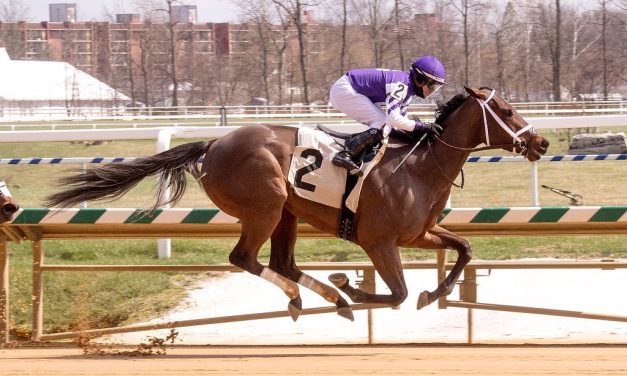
xmin=1 ymin=345 xmax=626 ymax=375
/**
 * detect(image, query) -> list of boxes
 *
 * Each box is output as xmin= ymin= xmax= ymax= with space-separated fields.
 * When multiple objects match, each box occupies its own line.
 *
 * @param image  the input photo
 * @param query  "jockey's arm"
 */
xmin=384 ymin=81 xmax=420 ymax=132
xmin=385 ymin=95 xmax=417 ymax=132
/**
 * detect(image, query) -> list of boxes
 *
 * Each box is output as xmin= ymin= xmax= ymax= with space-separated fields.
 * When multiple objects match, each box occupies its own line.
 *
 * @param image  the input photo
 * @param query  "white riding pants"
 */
xmin=329 ymin=75 xmax=390 ymax=136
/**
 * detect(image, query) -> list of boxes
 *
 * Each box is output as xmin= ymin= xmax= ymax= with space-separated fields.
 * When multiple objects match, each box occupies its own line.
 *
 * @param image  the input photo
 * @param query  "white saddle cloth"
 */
xmin=287 ymin=126 xmax=386 ymax=212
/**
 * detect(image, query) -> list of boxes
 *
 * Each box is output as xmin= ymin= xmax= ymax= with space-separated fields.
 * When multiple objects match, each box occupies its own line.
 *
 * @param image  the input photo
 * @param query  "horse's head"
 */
xmin=0 ymin=181 xmax=19 ymax=223
xmin=464 ymin=87 xmax=549 ymax=161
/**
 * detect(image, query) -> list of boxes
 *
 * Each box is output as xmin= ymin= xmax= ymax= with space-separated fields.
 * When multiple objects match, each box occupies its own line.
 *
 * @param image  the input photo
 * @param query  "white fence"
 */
xmin=0 ymin=101 xmax=625 ymax=124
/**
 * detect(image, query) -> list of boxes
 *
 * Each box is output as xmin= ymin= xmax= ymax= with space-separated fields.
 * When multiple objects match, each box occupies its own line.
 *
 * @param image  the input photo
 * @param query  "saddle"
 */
xmin=316 ymin=124 xmax=419 ymax=145
xmin=315 ymin=124 xmax=383 ymax=167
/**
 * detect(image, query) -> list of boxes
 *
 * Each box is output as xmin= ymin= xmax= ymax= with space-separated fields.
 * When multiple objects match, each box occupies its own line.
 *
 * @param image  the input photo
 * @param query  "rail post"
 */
xmin=32 ymin=241 xmax=43 ymax=341
xmin=220 ymin=106 xmax=227 ymax=127
xmin=531 ymin=161 xmax=539 ymax=206
xmin=357 ymin=268 xmax=376 ymax=344
xmin=0 ymin=236 xmax=8 ymax=345
xmin=459 ymin=267 xmax=477 ymax=344
xmin=155 ymin=129 xmax=175 ymax=258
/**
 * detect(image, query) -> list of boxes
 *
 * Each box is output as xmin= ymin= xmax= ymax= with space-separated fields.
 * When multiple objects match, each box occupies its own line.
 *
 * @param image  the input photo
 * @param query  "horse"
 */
xmin=45 ymin=87 xmax=549 ymax=321
xmin=0 ymin=180 xmax=19 ymax=224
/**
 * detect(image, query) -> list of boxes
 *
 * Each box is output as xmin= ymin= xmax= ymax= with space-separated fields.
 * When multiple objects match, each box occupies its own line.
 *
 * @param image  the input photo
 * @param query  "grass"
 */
xmin=1 ymin=123 xmax=625 ymax=338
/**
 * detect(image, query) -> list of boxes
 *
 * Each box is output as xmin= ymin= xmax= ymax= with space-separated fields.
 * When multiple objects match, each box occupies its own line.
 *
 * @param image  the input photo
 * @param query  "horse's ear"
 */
xmin=464 ymin=86 xmax=485 ymax=99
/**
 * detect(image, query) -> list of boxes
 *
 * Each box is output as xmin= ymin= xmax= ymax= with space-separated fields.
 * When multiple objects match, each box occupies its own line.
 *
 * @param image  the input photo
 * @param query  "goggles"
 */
xmin=411 ymin=65 xmax=444 ymax=97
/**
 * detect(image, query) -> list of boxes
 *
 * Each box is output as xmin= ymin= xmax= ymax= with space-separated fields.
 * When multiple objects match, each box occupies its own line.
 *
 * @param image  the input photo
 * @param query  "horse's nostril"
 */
xmin=540 ymin=139 xmax=550 ymax=148
xmin=3 ymin=203 xmax=18 ymax=214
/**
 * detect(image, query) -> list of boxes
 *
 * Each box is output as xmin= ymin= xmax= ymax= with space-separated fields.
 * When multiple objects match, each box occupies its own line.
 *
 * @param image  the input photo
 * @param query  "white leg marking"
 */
xmin=298 ymin=273 xmax=339 ymax=303
xmin=260 ymin=267 xmax=299 ymax=299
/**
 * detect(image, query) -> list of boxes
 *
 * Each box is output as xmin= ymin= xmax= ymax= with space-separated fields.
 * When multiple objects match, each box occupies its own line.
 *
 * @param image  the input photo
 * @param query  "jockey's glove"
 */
xmin=413 ymin=121 xmax=443 ymax=137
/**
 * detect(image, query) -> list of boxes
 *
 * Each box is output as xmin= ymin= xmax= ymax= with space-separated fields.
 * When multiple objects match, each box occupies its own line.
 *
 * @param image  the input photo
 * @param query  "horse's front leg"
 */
xmin=329 ymin=242 xmax=408 ymax=307
xmin=408 ymin=225 xmax=472 ymax=309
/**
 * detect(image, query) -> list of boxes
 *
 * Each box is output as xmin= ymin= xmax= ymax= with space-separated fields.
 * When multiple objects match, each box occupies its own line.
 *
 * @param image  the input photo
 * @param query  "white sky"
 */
xmin=12 ymin=0 xmax=239 ymax=23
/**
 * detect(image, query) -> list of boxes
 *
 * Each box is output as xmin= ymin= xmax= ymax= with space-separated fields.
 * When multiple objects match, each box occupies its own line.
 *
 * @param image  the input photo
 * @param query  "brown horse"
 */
xmin=0 ymin=180 xmax=19 ymax=224
xmin=46 ymin=87 xmax=549 ymax=321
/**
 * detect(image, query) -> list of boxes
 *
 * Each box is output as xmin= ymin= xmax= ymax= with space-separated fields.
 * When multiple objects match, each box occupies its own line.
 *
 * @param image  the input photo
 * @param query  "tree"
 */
xmin=353 ymin=0 xmax=395 ymax=67
xmin=157 ymin=0 xmax=182 ymax=107
xmin=553 ymin=0 xmax=562 ymax=101
xmin=446 ymin=0 xmax=489 ymax=86
xmin=0 ymin=0 xmax=29 ymax=21
xmin=271 ymin=0 xmax=321 ymax=104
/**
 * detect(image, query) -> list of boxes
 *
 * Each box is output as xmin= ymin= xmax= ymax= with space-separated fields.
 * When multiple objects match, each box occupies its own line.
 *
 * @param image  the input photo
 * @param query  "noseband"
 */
xmin=476 ymin=89 xmax=535 ymax=154
xmin=0 ymin=181 xmax=11 ymax=199
xmin=0 ymin=180 xmax=17 ymax=217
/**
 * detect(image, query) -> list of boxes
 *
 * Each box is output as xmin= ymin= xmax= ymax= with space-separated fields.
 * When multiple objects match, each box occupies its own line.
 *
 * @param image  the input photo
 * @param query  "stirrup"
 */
xmin=332 ymin=152 xmax=363 ymax=177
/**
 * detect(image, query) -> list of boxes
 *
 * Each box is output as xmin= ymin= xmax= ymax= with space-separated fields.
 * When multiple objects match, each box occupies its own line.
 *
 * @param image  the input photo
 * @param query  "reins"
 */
xmin=427 ymin=139 xmax=465 ymax=188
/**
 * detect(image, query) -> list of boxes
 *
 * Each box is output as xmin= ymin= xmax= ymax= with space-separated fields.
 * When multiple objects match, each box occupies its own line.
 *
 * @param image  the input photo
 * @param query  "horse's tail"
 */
xmin=45 ymin=140 xmax=212 ymax=210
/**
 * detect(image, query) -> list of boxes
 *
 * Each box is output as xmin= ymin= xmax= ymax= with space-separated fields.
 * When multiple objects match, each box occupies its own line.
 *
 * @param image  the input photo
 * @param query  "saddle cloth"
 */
xmin=287 ymin=126 xmax=387 ymax=212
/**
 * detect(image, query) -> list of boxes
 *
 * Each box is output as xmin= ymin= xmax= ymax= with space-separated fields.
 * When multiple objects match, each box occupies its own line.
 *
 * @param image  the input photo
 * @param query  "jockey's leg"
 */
xmin=332 ymin=128 xmax=384 ymax=176
xmin=329 ymin=75 xmax=386 ymax=176
xmin=269 ymin=209 xmax=354 ymax=321
xmin=407 ymin=225 xmax=472 ymax=309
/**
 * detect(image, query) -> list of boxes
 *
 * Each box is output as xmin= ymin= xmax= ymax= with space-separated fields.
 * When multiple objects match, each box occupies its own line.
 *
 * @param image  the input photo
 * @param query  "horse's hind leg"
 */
xmin=228 ymin=216 xmax=301 ymax=320
xmin=329 ymin=242 xmax=408 ymax=307
xmin=409 ymin=225 xmax=472 ymax=309
xmin=269 ymin=209 xmax=354 ymax=321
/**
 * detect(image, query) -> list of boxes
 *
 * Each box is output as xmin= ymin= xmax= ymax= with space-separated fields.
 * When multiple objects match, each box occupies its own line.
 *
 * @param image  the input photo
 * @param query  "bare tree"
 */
xmin=553 ymin=0 xmax=562 ymax=101
xmin=156 ymin=0 xmax=182 ymax=107
xmin=446 ymin=0 xmax=489 ymax=86
xmin=599 ymin=0 xmax=609 ymax=99
xmin=271 ymin=0 xmax=321 ymax=104
xmin=352 ymin=0 xmax=395 ymax=67
xmin=0 ymin=0 xmax=29 ymax=21
xmin=393 ymin=0 xmax=405 ymax=69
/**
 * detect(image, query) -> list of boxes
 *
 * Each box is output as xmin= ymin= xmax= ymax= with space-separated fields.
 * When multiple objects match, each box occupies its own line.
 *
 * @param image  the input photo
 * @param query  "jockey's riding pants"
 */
xmin=329 ymin=75 xmax=390 ymax=137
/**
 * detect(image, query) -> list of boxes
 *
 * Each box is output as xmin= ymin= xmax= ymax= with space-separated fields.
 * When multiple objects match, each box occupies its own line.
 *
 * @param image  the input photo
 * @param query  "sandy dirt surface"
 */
xmin=104 ymin=267 xmax=627 ymax=345
xmin=1 ymin=345 xmax=626 ymax=375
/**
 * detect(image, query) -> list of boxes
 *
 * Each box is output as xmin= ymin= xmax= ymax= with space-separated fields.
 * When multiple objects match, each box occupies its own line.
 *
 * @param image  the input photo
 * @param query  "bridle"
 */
xmin=0 ymin=180 xmax=18 ymax=218
xmin=434 ymin=89 xmax=536 ymax=153
xmin=0 ymin=181 xmax=11 ymax=199
xmin=428 ymin=89 xmax=536 ymax=188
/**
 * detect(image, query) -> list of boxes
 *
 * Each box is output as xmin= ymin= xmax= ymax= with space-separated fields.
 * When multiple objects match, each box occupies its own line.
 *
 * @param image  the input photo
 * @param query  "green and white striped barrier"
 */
xmin=6 ymin=206 xmax=626 ymax=225
xmin=438 ymin=206 xmax=627 ymax=224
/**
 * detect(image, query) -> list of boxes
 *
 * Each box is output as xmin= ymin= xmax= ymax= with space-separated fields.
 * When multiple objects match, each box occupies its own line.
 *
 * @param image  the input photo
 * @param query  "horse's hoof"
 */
xmin=417 ymin=290 xmax=430 ymax=310
xmin=335 ymin=297 xmax=354 ymax=321
xmin=328 ymin=273 xmax=349 ymax=288
xmin=337 ymin=307 xmax=354 ymax=321
xmin=288 ymin=297 xmax=302 ymax=321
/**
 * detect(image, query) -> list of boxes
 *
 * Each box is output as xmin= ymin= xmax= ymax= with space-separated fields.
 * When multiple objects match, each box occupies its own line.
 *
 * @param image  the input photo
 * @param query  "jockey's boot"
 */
xmin=332 ymin=128 xmax=383 ymax=177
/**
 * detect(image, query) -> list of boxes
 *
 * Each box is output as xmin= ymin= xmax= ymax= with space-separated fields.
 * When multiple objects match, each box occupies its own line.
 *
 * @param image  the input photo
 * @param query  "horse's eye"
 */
xmin=503 ymin=109 xmax=513 ymax=117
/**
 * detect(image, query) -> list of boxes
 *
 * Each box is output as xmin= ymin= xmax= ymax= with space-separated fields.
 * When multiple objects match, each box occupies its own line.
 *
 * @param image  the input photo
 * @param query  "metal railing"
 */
xmin=1 ymin=100 xmax=625 ymax=123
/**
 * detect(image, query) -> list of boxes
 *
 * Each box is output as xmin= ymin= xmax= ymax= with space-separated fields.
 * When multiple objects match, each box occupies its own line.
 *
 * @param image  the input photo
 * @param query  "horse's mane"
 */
xmin=434 ymin=93 xmax=467 ymax=125
xmin=434 ymin=87 xmax=495 ymax=126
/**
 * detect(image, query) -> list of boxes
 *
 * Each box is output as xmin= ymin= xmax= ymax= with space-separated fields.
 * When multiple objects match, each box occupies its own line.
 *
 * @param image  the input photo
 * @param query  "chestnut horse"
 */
xmin=0 ymin=181 xmax=19 ymax=224
xmin=46 ymin=87 xmax=549 ymax=321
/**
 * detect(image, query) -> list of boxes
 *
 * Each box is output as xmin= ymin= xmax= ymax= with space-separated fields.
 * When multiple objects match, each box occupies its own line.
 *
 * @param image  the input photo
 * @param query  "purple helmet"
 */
xmin=410 ymin=56 xmax=447 ymax=84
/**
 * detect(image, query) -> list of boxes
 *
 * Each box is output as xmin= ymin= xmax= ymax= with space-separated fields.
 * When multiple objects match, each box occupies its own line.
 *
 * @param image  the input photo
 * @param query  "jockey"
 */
xmin=330 ymin=56 xmax=447 ymax=176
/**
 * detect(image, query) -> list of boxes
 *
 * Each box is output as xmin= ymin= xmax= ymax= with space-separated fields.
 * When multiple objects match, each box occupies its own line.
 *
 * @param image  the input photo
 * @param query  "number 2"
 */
xmin=294 ymin=148 xmax=323 ymax=192
xmin=391 ymin=83 xmax=407 ymax=101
